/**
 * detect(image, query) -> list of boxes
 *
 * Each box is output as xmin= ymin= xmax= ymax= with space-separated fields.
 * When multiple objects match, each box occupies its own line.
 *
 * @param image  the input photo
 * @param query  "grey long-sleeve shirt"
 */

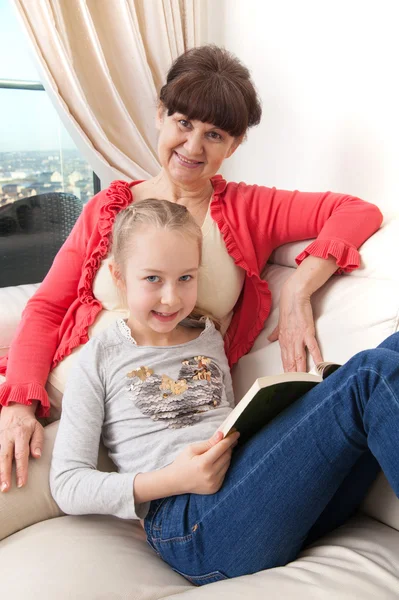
xmin=50 ymin=319 xmax=234 ymax=520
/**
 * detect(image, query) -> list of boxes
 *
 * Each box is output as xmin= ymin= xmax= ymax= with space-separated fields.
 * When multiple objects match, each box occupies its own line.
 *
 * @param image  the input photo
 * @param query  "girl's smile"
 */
xmin=151 ymin=310 xmax=180 ymax=322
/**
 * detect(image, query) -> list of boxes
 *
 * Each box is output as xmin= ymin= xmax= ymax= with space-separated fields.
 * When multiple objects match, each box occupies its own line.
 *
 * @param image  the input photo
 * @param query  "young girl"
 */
xmin=50 ymin=199 xmax=239 ymax=539
xmin=51 ymin=198 xmax=399 ymax=586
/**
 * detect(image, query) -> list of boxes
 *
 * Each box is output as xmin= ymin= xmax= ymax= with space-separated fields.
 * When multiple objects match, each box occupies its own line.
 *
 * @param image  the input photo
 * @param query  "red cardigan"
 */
xmin=0 ymin=176 xmax=383 ymax=417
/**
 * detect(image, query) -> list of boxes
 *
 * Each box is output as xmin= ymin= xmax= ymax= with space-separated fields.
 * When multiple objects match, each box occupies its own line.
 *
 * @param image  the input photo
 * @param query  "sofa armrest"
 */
xmin=0 ymin=283 xmax=40 ymax=357
xmin=0 ymin=420 xmax=62 ymax=541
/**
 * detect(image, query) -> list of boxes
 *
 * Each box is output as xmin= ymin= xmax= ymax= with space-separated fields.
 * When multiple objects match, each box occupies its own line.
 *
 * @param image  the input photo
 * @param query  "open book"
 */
xmin=218 ymin=362 xmax=340 ymax=445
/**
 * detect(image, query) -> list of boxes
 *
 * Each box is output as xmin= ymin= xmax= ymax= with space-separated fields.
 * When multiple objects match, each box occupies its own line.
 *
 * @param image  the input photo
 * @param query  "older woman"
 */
xmin=0 ymin=45 xmax=382 ymax=493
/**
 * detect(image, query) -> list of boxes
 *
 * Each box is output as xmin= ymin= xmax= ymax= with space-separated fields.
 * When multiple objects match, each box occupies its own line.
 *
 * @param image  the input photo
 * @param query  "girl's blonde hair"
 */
xmin=112 ymin=198 xmax=202 ymax=269
xmin=111 ymin=198 xmax=220 ymax=329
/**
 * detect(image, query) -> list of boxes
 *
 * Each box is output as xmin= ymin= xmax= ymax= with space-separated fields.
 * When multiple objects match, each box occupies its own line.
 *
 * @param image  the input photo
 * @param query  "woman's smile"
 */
xmin=156 ymin=109 xmax=239 ymax=186
xmin=174 ymin=151 xmax=204 ymax=169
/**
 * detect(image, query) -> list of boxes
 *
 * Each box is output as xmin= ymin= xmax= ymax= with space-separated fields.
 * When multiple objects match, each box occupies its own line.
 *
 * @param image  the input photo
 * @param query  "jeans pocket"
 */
xmin=172 ymin=568 xmax=229 ymax=586
xmin=145 ymin=497 xmax=168 ymax=533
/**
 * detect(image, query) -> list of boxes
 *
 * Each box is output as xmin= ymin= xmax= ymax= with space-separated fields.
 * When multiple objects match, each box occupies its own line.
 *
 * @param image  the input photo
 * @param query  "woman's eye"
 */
xmin=207 ymin=131 xmax=222 ymax=141
xmin=178 ymin=119 xmax=191 ymax=128
xmin=146 ymin=276 xmax=160 ymax=283
xmin=179 ymin=275 xmax=192 ymax=282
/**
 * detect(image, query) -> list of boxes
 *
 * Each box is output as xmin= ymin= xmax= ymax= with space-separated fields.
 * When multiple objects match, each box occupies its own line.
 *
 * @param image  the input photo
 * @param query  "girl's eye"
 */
xmin=146 ymin=276 xmax=160 ymax=283
xmin=179 ymin=275 xmax=192 ymax=282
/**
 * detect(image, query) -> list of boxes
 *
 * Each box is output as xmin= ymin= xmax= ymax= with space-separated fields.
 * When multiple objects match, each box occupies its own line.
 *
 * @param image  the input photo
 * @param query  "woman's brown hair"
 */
xmin=159 ymin=45 xmax=262 ymax=138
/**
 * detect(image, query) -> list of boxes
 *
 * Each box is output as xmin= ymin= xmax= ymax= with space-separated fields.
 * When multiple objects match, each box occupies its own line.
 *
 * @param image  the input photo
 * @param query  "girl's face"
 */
xmin=111 ymin=226 xmax=200 ymax=344
xmin=156 ymin=108 xmax=241 ymax=187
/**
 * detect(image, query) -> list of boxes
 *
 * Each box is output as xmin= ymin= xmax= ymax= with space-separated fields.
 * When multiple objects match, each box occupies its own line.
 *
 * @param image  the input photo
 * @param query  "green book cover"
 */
xmin=219 ymin=363 xmax=340 ymax=446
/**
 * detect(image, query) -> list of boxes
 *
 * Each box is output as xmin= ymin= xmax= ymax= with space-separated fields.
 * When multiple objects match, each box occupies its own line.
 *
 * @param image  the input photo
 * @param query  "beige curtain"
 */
xmin=14 ymin=0 xmax=205 ymax=187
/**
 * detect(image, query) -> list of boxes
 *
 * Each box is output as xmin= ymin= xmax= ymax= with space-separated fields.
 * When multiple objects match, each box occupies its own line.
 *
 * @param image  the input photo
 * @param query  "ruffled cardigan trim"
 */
xmin=51 ymin=180 xmax=134 ymax=369
xmin=0 ymin=180 xmax=134 ymax=417
xmin=0 ymin=381 xmax=50 ymax=418
xmin=210 ymin=177 xmax=272 ymax=366
xmin=296 ymin=239 xmax=360 ymax=274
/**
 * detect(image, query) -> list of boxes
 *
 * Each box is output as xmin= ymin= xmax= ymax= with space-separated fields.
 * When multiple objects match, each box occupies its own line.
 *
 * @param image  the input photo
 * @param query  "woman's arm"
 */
xmin=0 ymin=192 xmax=109 ymax=493
xmin=268 ymin=255 xmax=338 ymax=371
xmin=240 ymin=185 xmax=383 ymax=271
xmin=0 ymin=190 xmax=109 ymax=416
xmin=240 ymin=185 xmax=383 ymax=370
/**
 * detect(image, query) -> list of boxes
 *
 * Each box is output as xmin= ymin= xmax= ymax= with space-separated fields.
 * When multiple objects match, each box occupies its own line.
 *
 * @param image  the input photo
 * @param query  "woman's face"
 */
xmin=156 ymin=107 xmax=241 ymax=187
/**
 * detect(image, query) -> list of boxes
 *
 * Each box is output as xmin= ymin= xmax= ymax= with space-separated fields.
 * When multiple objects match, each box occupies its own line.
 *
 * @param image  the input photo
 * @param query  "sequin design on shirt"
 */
xmin=126 ymin=356 xmax=223 ymax=428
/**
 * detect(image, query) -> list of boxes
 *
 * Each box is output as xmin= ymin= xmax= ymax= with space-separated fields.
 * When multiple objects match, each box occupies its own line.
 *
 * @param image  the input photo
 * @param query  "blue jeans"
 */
xmin=144 ymin=332 xmax=399 ymax=585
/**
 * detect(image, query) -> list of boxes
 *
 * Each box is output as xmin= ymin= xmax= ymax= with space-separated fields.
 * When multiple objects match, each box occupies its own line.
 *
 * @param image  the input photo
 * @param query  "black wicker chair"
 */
xmin=0 ymin=192 xmax=83 ymax=287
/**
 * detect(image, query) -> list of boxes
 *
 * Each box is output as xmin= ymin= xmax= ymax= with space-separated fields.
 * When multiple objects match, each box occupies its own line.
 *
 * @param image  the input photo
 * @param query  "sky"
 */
xmin=0 ymin=0 xmax=76 ymax=152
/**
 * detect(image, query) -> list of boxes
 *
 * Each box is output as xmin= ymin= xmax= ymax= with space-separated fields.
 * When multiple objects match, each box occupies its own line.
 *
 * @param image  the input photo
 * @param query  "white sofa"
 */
xmin=1 ymin=218 xmax=399 ymax=599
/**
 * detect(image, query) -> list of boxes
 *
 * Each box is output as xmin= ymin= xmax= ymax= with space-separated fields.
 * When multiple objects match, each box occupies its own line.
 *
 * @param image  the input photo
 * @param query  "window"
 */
xmin=0 ymin=2 xmax=98 ymax=207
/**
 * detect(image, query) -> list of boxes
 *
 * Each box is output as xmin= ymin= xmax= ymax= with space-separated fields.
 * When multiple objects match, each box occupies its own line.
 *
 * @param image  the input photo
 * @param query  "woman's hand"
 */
xmin=0 ymin=402 xmax=44 ymax=492
xmin=268 ymin=280 xmax=323 ymax=372
xmin=169 ymin=430 xmax=240 ymax=495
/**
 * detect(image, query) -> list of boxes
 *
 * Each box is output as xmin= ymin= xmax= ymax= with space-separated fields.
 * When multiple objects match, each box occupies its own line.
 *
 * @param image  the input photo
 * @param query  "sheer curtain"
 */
xmin=14 ymin=0 xmax=205 ymax=187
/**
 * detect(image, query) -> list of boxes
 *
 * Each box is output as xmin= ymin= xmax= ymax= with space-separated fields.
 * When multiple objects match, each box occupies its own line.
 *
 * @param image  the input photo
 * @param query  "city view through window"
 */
xmin=0 ymin=144 xmax=95 ymax=207
xmin=0 ymin=2 xmax=95 ymax=208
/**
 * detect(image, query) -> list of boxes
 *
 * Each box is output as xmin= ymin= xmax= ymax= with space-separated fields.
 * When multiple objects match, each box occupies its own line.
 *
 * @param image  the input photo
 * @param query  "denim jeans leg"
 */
xmin=146 ymin=346 xmax=399 ymax=583
xmin=303 ymin=450 xmax=379 ymax=546
xmin=304 ymin=331 xmax=399 ymax=545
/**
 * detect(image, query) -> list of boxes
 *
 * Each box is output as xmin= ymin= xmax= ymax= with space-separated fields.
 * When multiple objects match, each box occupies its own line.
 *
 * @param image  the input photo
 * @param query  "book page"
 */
xmin=310 ymin=361 xmax=341 ymax=378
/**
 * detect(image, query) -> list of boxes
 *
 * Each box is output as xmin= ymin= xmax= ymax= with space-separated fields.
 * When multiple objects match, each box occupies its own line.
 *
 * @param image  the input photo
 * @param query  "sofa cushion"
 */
xmin=361 ymin=471 xmax=399 ymax=533
xmin=0 ymin=420 xmax=116 ymax=542
xmin=0 ymin=515 xmax=192 ymax=600
xmin=0 ymin=420 xmax=62 ymax=541
xmin=1 ymin=514 xmax=398 ymax=599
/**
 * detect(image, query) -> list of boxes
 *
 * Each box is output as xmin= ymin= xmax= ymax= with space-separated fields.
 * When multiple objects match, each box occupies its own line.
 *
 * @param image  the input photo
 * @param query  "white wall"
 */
xmin=208 ymin=0 xmax=399 ymax=215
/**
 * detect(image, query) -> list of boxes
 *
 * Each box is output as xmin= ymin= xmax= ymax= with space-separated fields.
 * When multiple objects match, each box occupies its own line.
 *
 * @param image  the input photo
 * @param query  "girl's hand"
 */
xmin=268 ymin=282 xmax=323 ymax=372
xmin=0 ymin=403 xmax=44 ymax=492
xmin=169 ymin=430 xmax=240 ymax=495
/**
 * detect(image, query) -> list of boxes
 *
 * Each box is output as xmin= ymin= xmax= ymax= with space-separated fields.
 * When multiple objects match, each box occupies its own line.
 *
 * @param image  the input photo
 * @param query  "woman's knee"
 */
xmin=377 ymin=331 xmax=399 ymax=352
xmin=347 ymin=348 xmax=399 ymax=388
